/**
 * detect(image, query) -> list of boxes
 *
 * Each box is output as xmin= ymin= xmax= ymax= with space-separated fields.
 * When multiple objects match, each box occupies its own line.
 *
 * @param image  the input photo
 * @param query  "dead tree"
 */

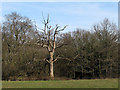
xmin=37 ymin=15 xmax=68 ymax=78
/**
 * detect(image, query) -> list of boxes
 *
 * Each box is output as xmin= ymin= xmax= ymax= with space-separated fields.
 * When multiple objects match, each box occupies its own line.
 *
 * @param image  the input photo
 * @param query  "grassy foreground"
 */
xmin=2 ymin=79 xmax=118 ymax=88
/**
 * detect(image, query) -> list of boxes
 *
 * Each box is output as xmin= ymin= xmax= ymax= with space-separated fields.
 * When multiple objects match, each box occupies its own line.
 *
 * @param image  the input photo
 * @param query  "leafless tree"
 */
xmin=37 ymin=15 xmax=68 ymax=78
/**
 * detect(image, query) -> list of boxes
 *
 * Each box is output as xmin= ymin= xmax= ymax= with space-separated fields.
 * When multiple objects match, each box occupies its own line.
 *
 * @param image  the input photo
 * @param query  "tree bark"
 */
xmin=50 ymin=61 xmax=54 ymax=78
xmin=49 ymin=52 xmax=54 ymax=78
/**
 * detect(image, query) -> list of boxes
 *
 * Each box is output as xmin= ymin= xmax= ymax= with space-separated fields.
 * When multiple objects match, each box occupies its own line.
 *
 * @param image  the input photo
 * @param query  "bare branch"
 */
xmin=52 ymin=25 xmax=68 ymax=51
xmin=41 ymin=36 xmax=47 ymax=40
xmin=56 ymin=25 xmax=68 ymax=32
xmin=47 ymin=14 xmax=49 ymax=24
xmin=42 ymin=44 xmax=48 ymax=48
xmin=54 ymin=24 xmax=60 ymax=32
xmin=50 ymin=41 xmax=53 ymax=48
xmin=43 ymin=58 xmax=50 ymax=63
xmin=53 ymin=56 xmax=71 ymax=62
xmin=41 ymin=15 xmax=49 ymax=36
xmin=53 ymin=55 xmax=61 ymax=62
xmin=56 ymin=43 xmax=67 ymax=49
xmin=73 ymin=54 xmax=79 ymax=60
xmin=62 ymin=57 xmax=71 ymax=61
xmin=37 ymin=39 xmax=48 ymax=48
xmin=42 ymin=12 xmax=46 ymax=24
xmin=53 ymin=54 xmax=80 ymax=62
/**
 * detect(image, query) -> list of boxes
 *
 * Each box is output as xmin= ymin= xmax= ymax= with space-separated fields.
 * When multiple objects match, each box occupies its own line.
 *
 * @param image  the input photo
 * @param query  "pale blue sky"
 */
xmin=2 ymin=2 xmax=118 ymax=32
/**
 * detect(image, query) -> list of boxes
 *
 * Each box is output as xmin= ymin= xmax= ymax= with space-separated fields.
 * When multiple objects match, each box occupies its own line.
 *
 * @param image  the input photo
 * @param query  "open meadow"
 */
xmin=2 ymin=79 xmax=118 ymax=88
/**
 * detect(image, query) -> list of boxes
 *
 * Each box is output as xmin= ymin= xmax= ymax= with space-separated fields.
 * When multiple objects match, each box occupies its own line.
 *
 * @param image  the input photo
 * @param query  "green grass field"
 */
xmin=2 ymin=79 xmax=118 ymax=88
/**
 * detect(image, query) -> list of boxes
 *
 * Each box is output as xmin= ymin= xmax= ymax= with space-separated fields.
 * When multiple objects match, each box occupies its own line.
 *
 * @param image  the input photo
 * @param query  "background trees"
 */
xmin=2 ymin=12 xmax=118 ymax=80
xmin=2 ymin=12 xmax=45 ymax=80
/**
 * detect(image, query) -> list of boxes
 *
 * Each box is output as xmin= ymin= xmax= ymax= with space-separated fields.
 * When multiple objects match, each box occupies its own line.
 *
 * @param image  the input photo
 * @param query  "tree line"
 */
xmin=2 ymin=12 xmax=119 ymax=80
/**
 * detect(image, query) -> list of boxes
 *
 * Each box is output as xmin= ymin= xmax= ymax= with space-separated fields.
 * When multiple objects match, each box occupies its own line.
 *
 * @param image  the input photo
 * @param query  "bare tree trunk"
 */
xmin=49 ymin=52 xmax=54 ymax=78
xmin=50 ymin=61 xmax=54 ymax=78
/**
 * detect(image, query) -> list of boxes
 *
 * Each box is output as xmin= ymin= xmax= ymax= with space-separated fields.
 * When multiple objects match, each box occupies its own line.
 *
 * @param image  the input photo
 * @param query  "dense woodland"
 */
xmin=2 ymin=12 xmax=119 ymax=80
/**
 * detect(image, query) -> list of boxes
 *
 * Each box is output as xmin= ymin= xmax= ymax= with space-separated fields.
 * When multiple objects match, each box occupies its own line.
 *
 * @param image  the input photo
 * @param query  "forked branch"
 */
xmin=43 ymin=58 xmax=50 ymax=63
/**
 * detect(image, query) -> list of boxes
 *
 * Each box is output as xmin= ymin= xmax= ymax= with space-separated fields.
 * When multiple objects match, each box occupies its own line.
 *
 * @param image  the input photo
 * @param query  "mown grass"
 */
xmin=2 ymin=79 xmax=118 ymax=88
